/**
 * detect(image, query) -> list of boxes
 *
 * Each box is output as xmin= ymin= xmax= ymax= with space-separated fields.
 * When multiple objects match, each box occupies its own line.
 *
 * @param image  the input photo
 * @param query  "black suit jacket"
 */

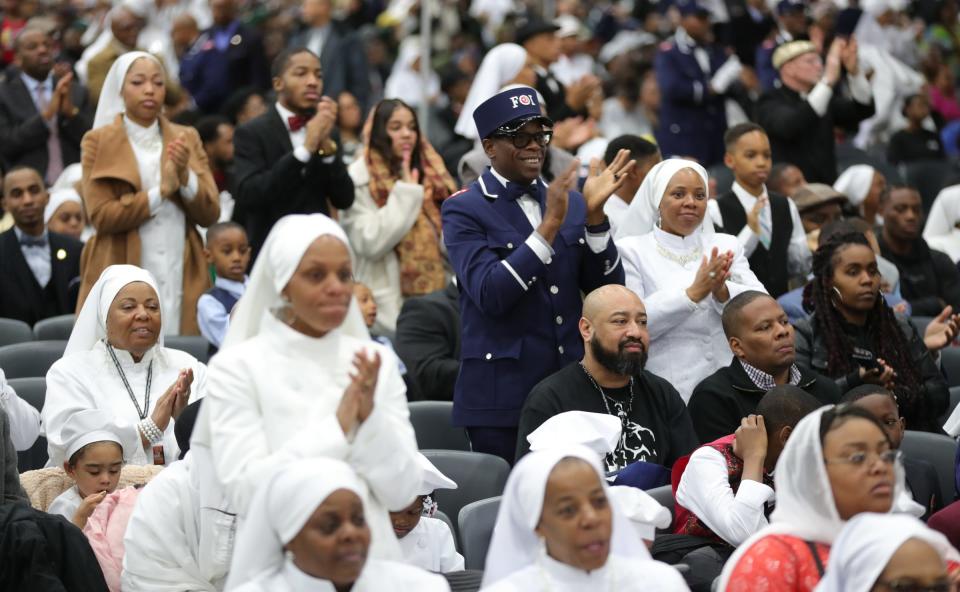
xmin=0 ymin=67 xmax=93 ymax=182
xmin=231 ymin=105 xmax=355 ymax=257
xmin=395 ymin=282 xmax=461 ymax=401
xmin=904 ymin=456 xmax=942 ymax=521
xmin=289 ymin=22 xmax=371 ymax=110
xmin=0 ymin=228 xmax=82 ymax=326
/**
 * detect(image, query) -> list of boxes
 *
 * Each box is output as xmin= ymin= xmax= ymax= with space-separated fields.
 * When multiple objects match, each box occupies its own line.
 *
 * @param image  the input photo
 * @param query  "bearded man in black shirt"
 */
xmin=515 ymin=284 xmax=698 ymax=468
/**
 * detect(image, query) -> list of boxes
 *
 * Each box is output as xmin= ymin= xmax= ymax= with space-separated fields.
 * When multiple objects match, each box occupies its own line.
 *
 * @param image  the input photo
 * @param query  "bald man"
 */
xmin=514 ymin=285 xmax=698 ymax=467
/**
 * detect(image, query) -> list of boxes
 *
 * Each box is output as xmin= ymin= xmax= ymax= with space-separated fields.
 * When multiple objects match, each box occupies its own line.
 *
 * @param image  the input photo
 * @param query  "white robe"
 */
xmin=47 ymin=485 xmax=82 ymax=521
xmin=199 ymin=313 xmax=420 ymax=559
xmin=122 ymin=451 xmax=232 ymax=592
xmin=480 ymin=554 xmax=688 ymax=592
xmin=397 ymin=517 xmax=464 ymax=573
xmin=616 ymin=227 xmax=766 ymax=402
xmin=232 ymin=558 xmax=451 ymax=592
xmin=43 ymin=341 xmax=207 ymax=466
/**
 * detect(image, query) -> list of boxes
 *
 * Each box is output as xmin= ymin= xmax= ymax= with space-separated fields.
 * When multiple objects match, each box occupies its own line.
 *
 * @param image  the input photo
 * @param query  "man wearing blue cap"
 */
xmin=756 ymin=0 xmax=809 ymax=90
xmin=655 ymin=0 xmax=742 ymax=167
xmin=441 ymin=86 xmax=635 ymax=462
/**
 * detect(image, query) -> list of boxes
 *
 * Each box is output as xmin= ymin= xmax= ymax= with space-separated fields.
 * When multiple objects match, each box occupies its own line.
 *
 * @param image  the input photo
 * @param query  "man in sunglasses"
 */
xmin=441 ymin=85 xmax=635 ymax=462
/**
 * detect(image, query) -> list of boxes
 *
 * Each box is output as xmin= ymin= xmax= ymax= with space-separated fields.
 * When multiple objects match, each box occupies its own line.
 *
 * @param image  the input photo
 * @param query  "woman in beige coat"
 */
xmin=79 ymin=51 xmax=218 ymax=335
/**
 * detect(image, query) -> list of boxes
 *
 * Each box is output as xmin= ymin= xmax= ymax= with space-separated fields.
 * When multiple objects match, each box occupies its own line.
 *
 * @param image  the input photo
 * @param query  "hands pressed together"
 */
xmin=687 ymin=247 xmax=735 ymax=304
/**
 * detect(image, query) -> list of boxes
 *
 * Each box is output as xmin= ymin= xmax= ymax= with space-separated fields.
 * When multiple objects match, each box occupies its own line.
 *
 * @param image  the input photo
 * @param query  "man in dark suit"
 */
xmin=289 ymin=0 xmax=371 ymax=111
xmin=395 ymin=281 xmax=461 ymax=401
xmin=232 ymin=47 xmax=354 ymax=258
xmin=654 ymin=0 xmax=739 ymax=167
xmin=441 ymin=86 xmax=633 ymax=462
xmin=0 ymin=27 xmax=93 ymax=185
xmin=179 ymin=0 xmax=270 ymax=114
xmin=0 ymin=166 xmax=82 ymax=325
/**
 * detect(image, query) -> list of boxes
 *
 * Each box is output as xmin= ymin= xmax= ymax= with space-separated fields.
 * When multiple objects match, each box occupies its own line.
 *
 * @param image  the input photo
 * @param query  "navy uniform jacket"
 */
xmin=179 ymin=21 xmax=270 ymax=113
xmin=756 ymin=31 xmax=795 ymax=91
xmin=441 ymin=169 xmax=625 ymax=428
xmin=654 ymin=34 xmax=728 ymax=167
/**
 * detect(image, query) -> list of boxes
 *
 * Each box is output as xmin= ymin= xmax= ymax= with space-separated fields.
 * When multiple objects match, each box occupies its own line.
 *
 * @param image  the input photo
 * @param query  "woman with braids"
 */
xmin=340 ymin=98 xmax=459 ymax=334
xmin=794 ymin=231 xmax=957 ymax=432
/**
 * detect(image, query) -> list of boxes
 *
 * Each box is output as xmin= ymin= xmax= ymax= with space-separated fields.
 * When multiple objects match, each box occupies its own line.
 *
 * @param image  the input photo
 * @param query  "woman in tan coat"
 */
xmin=80 ymin=51 xmax=218 ymax=335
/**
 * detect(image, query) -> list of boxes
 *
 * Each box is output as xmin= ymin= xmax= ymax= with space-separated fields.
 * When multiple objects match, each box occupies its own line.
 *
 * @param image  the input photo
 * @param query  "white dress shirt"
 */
xmin=604 ymin=194 xmax=630 ymax=236
xmin=125 ymin=116 xmax=199 ymax=335
xmin=305 ymin=24 xmax=330 ymax=58
xmin=13 ymin=227 xmax=51 ymax=288
xmin=20 ymin=72 xmax=54 ymax=119
xmin=275 ymin=102 xmax=337 ymax=165
xmin=0 ymin=368 xmax=41 ymax=451
xmin=727 ymin=181 xmax=812 ymax=278
xmin=675 ymin=446 xmax=774 ymax=546
xmin=197 ymin=275 xmax=247 ymax=348
xmin=396 ymin=516 xmax=464 ymax=573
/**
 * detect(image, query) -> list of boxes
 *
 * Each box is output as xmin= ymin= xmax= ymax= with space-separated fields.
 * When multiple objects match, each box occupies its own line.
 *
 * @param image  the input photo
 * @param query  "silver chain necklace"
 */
xmin=579 ymin=362 xmax=634 ymax=420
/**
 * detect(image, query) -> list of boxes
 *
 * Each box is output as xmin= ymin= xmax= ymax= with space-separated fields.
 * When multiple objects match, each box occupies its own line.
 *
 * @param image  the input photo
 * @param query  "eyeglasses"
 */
xmin=823 ymin=449 xmax=901 ymax=467
xmin=875 ymin=579 xmax=952 ymax=592
xmin=491 ymin=130 xmax=553 ymax=149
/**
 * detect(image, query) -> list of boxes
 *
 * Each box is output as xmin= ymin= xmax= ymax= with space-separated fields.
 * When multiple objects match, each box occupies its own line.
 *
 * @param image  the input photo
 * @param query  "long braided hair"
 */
xmin=801 ymin=232 xmax=925 ymax=419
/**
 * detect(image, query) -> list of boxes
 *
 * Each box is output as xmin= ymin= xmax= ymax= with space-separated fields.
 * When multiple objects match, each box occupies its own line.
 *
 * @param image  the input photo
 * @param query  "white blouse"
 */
xmin=397 ymin=517 xmax=464 ymax=574
xmin=201 ymin=313 xmax=420 ymax=558
xmin=481 ymin=554 xmax=688 ymax=592
xmin=616 ymin=227 xmax=766 ymax=402
xmin=43 ymin=341 xmax=207 ymax=465
xmin=232 ymin=558 xmax=452 ymax=592
xmin=47 ymin=485 xmax=82 ymax=521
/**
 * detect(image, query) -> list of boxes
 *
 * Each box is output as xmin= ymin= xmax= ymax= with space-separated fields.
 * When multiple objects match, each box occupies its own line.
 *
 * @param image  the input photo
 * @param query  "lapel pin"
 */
xmin=230 ymin=34 xmax=242 ymax=46
xmin=56 ymin=248 xmax=67 ymax=260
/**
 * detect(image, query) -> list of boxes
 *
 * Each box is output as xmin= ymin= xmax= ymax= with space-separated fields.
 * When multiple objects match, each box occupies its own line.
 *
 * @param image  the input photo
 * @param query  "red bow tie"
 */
xmin=288 ymin=115 xmax=308 ymax=132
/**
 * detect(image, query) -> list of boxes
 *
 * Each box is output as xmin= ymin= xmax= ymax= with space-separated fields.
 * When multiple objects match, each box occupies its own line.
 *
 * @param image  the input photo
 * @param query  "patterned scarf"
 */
xmin=365 ymin=141 xmax=458 ymax=296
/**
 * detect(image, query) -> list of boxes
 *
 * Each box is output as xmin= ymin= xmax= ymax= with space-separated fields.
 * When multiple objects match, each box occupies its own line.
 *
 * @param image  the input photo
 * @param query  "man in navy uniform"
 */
xmin=756 ymin=0 xmax=809 ymax=91
xmin=441 ymin=86 xmax=634 ymax=462
xmin=654 ymin=0 xmax=742 ymax=167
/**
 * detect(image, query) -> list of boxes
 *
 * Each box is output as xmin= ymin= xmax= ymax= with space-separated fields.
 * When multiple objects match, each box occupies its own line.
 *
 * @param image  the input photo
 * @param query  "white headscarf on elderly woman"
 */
xmin=613 ymin=158 xmax=713 ymax=240
xmin=191 ymin=214 xmax=419 ymax=563
xmin=482 ymin=444 xmax=687 ymax=591
xmin=923 ymin=185 xmax=960 ymax=263
xmin=226 ymin=459 xmax=450 ymax=591
xmin=717 ymin=406 xmax=908 ymax=591
xmin=44 ymin=264 xmax=207 ymax=466
xmin=813 ymin=513 xmax=960 ymax=592
xmin=454 ymin=43 xmax=528 ymax=140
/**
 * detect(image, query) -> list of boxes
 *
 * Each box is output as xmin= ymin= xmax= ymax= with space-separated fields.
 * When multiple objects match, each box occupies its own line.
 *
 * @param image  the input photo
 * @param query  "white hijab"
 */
xmin=923 ymin=185 xmax=960 ymax=263
xmin=833 ymin=165 xmax=876 ymax=207
xmin=481 ymin=445 xmax=651 ymax=588
xmin=614 ymin=158 xmax=712 ymax=240
xmin=224 ymin=458 xmax=367 ymax=590
xmin=383 ymin=37 xmax=439 ymax=108
xmin=814 ymin=513 xmax=960 ymax=592
xmin=221 ymin=213 xmax=368 ymax=350
xmin=92 ymin=50 xmax=164 ymax=130
xmin=454 ymin=43 xmax=528 ymax=140
xmin=44 ymin=188 xmax=82 ymax=225
xmin=717 ymin=406 xmax=907 ymax=591
xmin=65 ymin=264 xmax=162 ymax=356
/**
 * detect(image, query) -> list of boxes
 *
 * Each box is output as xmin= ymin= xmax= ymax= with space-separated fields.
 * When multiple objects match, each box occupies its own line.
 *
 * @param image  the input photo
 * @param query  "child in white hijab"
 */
xmin=480 ymin=444 xmax=687 ymax=591
xmin=390 ymin=453 xmax=464 ymax=573
xmin=226 ymin=459 xmax=450 ymax=591
xmin=814 ymin=513 xmax=959 ymax=592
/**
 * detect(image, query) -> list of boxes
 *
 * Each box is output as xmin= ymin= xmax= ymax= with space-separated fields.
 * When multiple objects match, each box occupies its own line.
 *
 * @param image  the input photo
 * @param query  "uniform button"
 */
xmin=558 ymin=345 xmax=564 ymax=354
xmin=546 ymin=258 xmax=552 ymax=265
xmin=578 ymin=238 xmax=585 ymax=245
xmin=550 ymin=285 xmax=559 ymax=294
xmin=555 ymin=316 xmax=563 ymax=325
xmin=485 ymin=353 xmax=492 ymax=360
xmin=507 ymin=242 xmax=514 ymax=249
xmin=531 ymin=276 xmax=537 ymax=282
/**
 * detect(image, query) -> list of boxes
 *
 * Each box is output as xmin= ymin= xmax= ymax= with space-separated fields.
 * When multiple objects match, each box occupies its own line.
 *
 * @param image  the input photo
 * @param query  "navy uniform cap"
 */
xmin=776 ymin=0 xmax=806 ymax=15
xmin=473 ymin=86 xmax=554 ymax=140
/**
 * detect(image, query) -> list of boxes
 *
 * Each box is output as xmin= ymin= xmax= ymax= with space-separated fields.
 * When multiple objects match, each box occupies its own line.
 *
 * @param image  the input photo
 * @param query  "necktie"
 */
xmin=36 ymin=83 xmax=64 ymax=184
xmin=20 ymin=234 xmax=48 ymax=248
xmin=758 ymin=200 xmax=773 ymax=250
xmin=288 ymin=115 xmax=308 ymax=132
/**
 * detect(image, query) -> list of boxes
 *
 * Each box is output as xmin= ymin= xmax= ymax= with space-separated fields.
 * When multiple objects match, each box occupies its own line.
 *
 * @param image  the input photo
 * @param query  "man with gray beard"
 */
xmin=514 ymin=285 xmax=698 ymax=468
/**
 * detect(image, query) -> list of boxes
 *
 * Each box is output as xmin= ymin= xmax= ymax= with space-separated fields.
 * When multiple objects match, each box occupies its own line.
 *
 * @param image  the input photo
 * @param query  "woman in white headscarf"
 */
xmin=814 ymin=513 xmax=959 ymax=592
xmin=43 ymin=264 xmax=207 ymax=466
xmin=923 ymin=185 xmax=960 ymax=262
xmin=480 ymin=444 xmax=687 ymax=591
xmin=833 ymin=165 xmax=886 ymax=224
xmin=614 ymin=159 xmax=766 ymax=403
xmin=454 ymin=43 xmax=531 ymax=140
xmin=226 ymin=459 xmax=450 ymax=591
xmin=384 ymin=37 xmax=441 ymax=108
xmin=45 ymin=188 xmax=87 ymax=241
xmin=190 ymin=213 xmax=420 ymax=561
xmin=718 ymin=405 xmax=903 ymax=592
xmin=79 ymin=51 xmax=219 ymax=336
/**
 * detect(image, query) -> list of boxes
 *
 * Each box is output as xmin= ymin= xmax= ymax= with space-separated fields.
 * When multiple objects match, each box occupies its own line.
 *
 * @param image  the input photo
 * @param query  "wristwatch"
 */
xmin=317 ymin=140 xmax=339 ymax=157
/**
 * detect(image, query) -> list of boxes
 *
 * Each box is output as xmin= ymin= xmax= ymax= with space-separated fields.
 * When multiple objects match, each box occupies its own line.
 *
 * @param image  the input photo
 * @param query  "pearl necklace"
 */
xmin=655 ymin=241 xmax=702 ymax=266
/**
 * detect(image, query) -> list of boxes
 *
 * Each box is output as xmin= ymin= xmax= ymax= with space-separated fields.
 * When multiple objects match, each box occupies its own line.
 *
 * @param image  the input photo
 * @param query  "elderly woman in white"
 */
xmin=191 ymin=213 xmax=420 ymax=560
xmin=43 ymin=265 xmax=205 ymax=466
xmin=226 ymin=459 xmax=450 ymax=591
xmin=480 ymin=445 xmax=687 ymax=591
xmin=614 ymin=159 xmax=766 ymax=403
